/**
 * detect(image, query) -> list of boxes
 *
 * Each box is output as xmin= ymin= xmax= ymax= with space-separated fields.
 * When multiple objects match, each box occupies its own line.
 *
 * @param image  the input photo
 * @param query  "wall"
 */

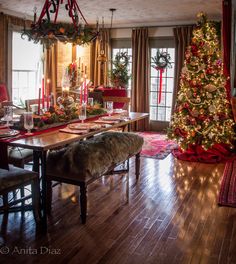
xmin=110 ymin=27 xmax=173 ymax=39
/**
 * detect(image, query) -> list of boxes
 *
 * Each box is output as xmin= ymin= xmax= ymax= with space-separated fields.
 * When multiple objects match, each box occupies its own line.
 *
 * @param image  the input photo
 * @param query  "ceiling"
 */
xmin=0 ymin=0 xmax=222 ymax=27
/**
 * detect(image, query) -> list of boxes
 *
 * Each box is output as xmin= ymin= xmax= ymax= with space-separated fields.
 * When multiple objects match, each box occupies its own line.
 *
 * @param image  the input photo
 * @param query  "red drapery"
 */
xmin=222 ymin=0 xmax=232 ymax=99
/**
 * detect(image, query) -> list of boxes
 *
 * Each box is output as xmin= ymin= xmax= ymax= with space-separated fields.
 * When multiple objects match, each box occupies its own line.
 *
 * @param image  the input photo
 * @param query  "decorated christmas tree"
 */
xmin=168 ymin=13 xmax=235 ymax=158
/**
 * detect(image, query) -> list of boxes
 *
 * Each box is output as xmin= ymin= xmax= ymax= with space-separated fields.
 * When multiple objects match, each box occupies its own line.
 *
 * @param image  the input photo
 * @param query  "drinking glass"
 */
xmin=24 ymin=112 xmax=34 ymax=135
xmin=88 ymin=97 xmax=94 ymax=107
xmin=79 ymin=103 xmax=87 ymax=123
xmin=106 ymin=101 xmax=113 ymax=116
xmin=4 ymin=106 xmax=13 ymax=127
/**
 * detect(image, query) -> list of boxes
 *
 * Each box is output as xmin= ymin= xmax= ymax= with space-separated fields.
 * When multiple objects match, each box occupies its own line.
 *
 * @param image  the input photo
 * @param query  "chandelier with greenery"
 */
xmin=22 ymin=0 xmax=99 ymax=48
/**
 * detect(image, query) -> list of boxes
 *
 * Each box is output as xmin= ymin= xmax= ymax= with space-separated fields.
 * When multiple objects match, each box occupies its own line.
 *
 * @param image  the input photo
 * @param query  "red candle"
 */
xmin=80 ymin=77 xmax=83 ymax=104
xmin=38 ymin=88 xmax=41 ymax=115
xmin=46 ymin=79 xmax=50 ymax=109
xmin=84 ymin=78 xmax=87 ymax=104
xmin=42 ymin=75 xmax=45 ymax=109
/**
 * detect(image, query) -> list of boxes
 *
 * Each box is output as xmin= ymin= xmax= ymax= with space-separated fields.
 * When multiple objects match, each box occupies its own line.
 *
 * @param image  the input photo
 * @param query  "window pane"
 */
xmin=158 ymin=107 xmax=166 ymax=121
xmin=166 ymin=93 xmax=173 ymax=107
xmin=150 ymin=107 xmax=157 ymax=120
xmin=166 ymin=78 xmax=174 ymax=92
xmin=150 ymin=92 xmax=158 ymax=106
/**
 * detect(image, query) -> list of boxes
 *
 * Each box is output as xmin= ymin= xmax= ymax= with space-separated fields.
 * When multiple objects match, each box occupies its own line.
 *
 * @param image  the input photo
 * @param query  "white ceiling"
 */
xmin=0 ymin=0 xmax=222 ymax=27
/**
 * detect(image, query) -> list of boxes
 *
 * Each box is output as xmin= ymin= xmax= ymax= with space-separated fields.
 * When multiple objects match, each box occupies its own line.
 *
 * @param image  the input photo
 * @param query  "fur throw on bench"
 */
xmin=47 ymin=132 xmax=144 ymax=182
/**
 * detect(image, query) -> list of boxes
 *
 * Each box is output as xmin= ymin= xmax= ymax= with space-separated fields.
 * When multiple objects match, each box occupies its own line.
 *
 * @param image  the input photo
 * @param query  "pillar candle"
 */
xmin=42 ymin=75 xmax=45 ymax=109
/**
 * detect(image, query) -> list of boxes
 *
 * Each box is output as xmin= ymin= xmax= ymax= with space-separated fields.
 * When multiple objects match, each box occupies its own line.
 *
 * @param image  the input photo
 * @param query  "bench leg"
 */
xmin=80 ymin=183 xmax=87 ymax=224
xmin=135 ymin=152 xmax=141 ymax=180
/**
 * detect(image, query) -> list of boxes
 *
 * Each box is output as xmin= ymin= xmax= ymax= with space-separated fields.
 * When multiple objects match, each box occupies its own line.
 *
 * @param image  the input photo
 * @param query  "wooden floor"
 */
xmin=0 ymin=155 xmax=236 ymax=264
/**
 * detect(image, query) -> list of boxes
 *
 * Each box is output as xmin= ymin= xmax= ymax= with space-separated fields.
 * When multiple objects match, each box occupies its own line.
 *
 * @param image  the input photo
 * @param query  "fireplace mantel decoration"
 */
xmin=22 ymin=0 xmax=99 ymax=48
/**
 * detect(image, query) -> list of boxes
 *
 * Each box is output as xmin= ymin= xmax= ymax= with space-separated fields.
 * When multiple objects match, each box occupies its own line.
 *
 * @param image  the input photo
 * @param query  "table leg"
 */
xmin=33 ymin=151 xmax=40 ymax=173
xmin=40 ymin=150 xmax=48 ymax=232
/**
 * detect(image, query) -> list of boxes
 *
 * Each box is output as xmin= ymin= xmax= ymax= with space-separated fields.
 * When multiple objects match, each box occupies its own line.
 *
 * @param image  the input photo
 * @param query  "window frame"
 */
xmin=149 ymin=37 xmax=175 ymax=129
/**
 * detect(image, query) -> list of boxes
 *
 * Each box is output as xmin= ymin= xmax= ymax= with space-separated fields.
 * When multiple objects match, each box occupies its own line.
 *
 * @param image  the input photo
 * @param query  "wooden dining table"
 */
xmin=1 ymin=112 xmax=149 ymax=231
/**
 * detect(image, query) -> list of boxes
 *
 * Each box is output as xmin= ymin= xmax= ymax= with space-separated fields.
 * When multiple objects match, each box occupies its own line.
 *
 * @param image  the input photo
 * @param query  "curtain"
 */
xmin=131 ymin=28 xmax=149 ymax=131
xmin=0 ymin=13 xmax=9 ymax=85
xmin=45 ymin=44 xmax=58 ymax=104
xmin=172 ymin=26 xmax=194 ymax=113
xmin=90 ymin=29 xmax=110 ymax=87
xmin=222 ymin=0 xmax=232 ymax=99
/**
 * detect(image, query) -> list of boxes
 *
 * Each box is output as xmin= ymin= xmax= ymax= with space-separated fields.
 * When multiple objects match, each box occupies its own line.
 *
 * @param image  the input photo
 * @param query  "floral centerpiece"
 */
xmin=32 ymin=103 xmax=106 ymax=129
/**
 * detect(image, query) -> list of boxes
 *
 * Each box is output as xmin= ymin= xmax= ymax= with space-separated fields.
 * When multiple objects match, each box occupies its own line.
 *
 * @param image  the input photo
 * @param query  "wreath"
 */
xmin=113 ymin=52 xmax=129 ymax=68
xmin=109 ymin=52 xmax=131 ymax=88
xmin=151 ymin=50 xmax=172 ymax=70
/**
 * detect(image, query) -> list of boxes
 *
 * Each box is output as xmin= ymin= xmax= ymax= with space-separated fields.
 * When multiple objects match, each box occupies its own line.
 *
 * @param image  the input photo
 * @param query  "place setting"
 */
xmin=59 ymin=122 xmax=102 ymax=134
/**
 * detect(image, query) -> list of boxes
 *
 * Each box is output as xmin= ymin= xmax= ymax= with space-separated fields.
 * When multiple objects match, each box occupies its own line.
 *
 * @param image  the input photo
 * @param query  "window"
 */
xmin=111 ymin=39 xmax=132 ymax=92
xmin=150 ymin=38 xmax=175 ymax=122
xmin=12 ymin=32 xmax=43 ymax=105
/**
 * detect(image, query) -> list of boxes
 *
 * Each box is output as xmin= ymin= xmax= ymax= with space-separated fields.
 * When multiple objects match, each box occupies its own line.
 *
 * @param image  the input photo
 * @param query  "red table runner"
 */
xmin=0 ymin=113 xmax=109 ymax=169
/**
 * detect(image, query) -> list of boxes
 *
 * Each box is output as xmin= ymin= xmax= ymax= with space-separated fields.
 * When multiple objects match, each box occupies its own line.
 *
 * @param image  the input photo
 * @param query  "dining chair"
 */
xmin=0 ymin=166 xmax=41 ymax=224
xmin=102 ymin=96 xmax=130 ymax=110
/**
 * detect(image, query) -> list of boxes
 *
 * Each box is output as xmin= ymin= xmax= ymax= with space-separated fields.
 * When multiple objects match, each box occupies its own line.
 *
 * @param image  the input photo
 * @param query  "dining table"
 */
xmin=0 ymin=112 xmax=149 ymax=231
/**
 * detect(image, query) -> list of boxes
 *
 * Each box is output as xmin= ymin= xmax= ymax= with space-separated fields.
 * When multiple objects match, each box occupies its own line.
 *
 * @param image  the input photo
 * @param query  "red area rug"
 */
xmin=137 ymin=132 xmax=178 ymax=159
xmin=218 ymin=161 xmax=236 ymax=207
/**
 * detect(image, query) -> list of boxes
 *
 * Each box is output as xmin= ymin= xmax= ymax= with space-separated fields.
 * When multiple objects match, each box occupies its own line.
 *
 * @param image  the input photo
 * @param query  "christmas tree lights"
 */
xmin=168 ymin=12 xmax=235 ymax=151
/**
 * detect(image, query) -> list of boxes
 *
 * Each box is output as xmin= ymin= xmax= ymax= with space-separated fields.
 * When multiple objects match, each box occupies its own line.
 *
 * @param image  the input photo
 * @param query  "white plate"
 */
xmin=0 ymin=129 xmax=20 ymax=138
xmin=68 ymin=123 xmax=101 ymax=131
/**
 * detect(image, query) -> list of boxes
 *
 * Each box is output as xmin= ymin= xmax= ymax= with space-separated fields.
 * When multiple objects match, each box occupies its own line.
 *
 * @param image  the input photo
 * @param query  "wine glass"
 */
xmin=88 ymin=97 xmax=94 ymax=107
xmin=23 ymin=112 xmax=34 ymax=135
xmin=106 ymin=101 xmax=113 ymax=116
xmin=4 ymin=106 xmax=13 ymax=127
xmin=79 ymin=103 xmax=87 ymax=123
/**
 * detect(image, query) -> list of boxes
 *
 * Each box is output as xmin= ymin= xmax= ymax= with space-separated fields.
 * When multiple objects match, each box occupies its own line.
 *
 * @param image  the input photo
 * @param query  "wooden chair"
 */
xmin=0 ymin=166 xmax=41 ymax=223
xmin=102 ymin=96 xmax=130 ymax=111
xmin=25 ymin=99 xmax=40 ymax=112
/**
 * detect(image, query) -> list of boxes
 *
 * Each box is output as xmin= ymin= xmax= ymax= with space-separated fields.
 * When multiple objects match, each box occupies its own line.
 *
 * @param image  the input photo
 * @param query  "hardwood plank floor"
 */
xmin=0 ymin=155 xmax=236 ymax=264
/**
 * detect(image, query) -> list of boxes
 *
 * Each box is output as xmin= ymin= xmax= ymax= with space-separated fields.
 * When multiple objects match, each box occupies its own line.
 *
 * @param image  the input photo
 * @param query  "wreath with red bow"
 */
xmin=151 ymin=50 xmax=172 ymax=70
xmin=151 ymin=50 xmax=172 ymax=104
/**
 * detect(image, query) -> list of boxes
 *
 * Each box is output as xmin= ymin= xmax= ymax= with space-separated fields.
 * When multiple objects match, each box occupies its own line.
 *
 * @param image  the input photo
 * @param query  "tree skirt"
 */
xmin=172 ymin=144 xmax=236 ymax=164
xmin=137 ymin=132 xmax=178 ymax=159
xmin=218 ymin=161 xmax=236 ymax=207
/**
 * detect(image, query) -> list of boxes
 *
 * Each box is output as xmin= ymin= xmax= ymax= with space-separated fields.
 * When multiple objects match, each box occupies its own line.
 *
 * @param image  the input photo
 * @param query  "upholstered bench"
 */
xmin=46 ymin=132 xmax=144 ymax=223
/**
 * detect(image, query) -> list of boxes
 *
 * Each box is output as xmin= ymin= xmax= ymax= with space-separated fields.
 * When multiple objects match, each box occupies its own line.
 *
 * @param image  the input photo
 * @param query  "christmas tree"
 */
xmin=168 ymin=12 xmax=235 ymax=152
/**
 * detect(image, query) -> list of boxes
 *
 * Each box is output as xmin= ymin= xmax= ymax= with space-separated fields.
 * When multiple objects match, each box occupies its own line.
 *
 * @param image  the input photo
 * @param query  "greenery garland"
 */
xmin=151 ymin=50 xmax=172 ymax=70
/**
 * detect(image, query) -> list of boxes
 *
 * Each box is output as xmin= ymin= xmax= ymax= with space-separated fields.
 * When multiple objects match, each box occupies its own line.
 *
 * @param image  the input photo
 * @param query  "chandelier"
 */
xmin=22 ymin=0 xmax=99 ymax=48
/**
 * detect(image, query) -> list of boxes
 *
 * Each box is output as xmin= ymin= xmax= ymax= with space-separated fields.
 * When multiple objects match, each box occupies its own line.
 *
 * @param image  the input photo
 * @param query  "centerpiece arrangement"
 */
xmin=32 ymin=102 xmax=106 ymax=129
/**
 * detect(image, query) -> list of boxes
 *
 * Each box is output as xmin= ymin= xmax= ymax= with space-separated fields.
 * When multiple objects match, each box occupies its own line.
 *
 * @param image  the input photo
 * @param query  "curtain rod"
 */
xmin=109 ymin=23 xmax=195 ymax=30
